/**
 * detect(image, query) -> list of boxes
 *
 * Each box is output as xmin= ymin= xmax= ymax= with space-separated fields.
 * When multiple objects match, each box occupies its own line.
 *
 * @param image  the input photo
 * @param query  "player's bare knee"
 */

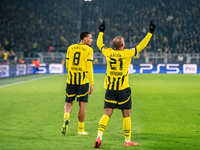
xmin=122 ymin=109 xmax=131 ymax=117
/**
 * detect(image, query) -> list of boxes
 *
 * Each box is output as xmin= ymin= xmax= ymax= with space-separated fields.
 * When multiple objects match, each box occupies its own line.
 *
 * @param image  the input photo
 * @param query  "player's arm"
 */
xmin=66 ymin=48 xmax=70 ymax=72
xmin=87 ymin=49 xmax=94 ymax=85
xmin=136 ymin=20 xmax=156 ymax=53
xmin=97 ymin=21 xmax=106 ymax=51
xmin=66 ymin=58 xmax=69 ymax=72
xmin=87 ymin=50 xmax=94 ymax=94
xmin=87 ymin=60 xmax=94 ymax=94
xmin=87 ymin=60 xmax=94 ymax=85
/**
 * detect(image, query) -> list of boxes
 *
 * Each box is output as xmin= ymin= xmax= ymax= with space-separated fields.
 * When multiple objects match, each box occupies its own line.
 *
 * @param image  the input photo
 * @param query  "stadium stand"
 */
xmin=0 ymin=0 xmax=199 ymax=64
xmin=81 ymin=0 xmax=199 ymax=54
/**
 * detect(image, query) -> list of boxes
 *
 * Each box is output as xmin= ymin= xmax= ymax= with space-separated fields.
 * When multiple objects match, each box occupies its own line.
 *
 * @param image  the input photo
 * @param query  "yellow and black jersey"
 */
xmin=66 ymin=43 xmax=94 ymax=85
xmin=97 ymin=32 xmax=152 ymax=90
xmin=102 ymin=48 xmax=136 ymax=90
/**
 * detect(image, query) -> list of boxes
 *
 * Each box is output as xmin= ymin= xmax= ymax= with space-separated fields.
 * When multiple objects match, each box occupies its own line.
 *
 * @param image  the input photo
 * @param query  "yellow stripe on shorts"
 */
xmin=77 ymin=91 xmax=88 ymax=97
xmin=118 ymin=96 xmax=130 ymax=105
xmin=104 ymin=99 xmax=117 ymax=104
xmin=66 ymin=92 xmax=76 ymax=97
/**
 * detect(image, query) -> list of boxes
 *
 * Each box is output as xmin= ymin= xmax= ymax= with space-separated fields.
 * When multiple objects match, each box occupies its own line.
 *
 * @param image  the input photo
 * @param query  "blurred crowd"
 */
xmin=0 ymin=0 xmax=199 ymax=59
xmin=0 ymin=0 xmax=81 ymax=60
xmin=82 ymin=0 xmax=199 ymax=53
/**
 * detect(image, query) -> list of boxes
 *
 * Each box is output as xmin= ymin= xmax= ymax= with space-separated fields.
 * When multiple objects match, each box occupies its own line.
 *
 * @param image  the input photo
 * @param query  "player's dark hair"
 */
xmin=80 ymin=31 xmax=91 ymax=40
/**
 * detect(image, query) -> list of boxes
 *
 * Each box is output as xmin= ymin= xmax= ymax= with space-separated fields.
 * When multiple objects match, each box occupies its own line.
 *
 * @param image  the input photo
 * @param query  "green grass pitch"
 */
xmin=0 ymin=74 xmax=200 ymax=150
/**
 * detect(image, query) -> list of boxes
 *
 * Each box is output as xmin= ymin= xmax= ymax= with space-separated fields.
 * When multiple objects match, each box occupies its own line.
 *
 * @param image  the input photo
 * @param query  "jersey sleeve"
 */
xmin=87 ymin=48 xmax=94 ymax=85
xmin=97 ymin=32 xmax=107 ymax=53
xmin=126 ymin=47 xmax=138 ymax=57
xmin=135 ymin=32 xmax=152 ymax=53
xmin=87 ymin=47 xmax=93 ymax=61
xmin=66 ymin=47 xmax=70 ymax=72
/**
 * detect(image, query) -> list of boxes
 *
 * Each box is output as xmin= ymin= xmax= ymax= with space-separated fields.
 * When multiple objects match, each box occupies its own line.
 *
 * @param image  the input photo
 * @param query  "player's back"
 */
xmin=103 ymin=48 xmax=135 ymax=90
xmin=66 ymin=43 xmax=93 ymax=85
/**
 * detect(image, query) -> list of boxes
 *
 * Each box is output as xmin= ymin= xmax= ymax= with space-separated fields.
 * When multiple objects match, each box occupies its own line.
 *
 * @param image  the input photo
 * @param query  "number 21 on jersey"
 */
xmin=110 ymin=58 xmax=123 ymax=70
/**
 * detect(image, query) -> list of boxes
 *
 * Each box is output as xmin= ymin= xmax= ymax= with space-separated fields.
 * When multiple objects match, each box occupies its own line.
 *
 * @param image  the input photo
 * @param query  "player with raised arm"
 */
xmin=94 ymin=20 xmax=156 ymax=148
xmin=61 ymin=31 xmax=94 ymax=136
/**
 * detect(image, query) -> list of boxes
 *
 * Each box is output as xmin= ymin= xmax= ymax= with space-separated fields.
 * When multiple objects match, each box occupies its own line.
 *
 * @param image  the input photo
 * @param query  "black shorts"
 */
xmin=104 ymin=87 xmax=132 ymax=110
xmin=65 ymin=83 xmax=89 ymax=103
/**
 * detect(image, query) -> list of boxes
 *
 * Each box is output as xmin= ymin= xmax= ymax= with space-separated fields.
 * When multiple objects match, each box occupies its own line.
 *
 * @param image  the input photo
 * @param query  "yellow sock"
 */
xmin=78 ymin=121 xmax=84 ymax=132
xmin=98 ymin=114 xmax=110 ymax=139
xmin=123 ymin=117 xmax=131 ymax=142
xmin=64 ymin=112 xmax=70 ymax=121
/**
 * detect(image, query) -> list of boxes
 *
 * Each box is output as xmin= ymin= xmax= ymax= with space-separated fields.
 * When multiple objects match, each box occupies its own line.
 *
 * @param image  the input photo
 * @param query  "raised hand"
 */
xmin=149 ymin=20 xmax=156 ymax=33
xmin=99 ymin=20 xmax=105 ymax=32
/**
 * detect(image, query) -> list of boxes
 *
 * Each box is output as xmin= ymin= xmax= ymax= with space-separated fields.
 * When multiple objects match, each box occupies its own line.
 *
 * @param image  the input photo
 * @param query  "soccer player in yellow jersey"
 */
xmin=94 ymin=21 xmax=156 ymax=148
xmin=61 ymin=31 xmax=94 ymax=135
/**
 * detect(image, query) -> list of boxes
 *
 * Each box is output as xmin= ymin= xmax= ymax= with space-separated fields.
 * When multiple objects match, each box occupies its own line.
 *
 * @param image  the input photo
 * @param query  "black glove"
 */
xmin=149 ymin=20 xmax=156 ymax=33
xmin=99 ymin=21 xmax=105 ymax=32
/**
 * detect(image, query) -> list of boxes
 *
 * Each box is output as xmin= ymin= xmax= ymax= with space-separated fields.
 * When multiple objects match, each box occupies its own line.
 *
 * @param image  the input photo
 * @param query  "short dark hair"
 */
xmin=80 ymin=31 xmax=91 ymax=40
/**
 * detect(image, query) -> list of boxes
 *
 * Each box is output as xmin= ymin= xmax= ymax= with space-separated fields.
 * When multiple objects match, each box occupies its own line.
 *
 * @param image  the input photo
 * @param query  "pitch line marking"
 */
xmin=0 ymin=74 xmax=59 ymax=88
